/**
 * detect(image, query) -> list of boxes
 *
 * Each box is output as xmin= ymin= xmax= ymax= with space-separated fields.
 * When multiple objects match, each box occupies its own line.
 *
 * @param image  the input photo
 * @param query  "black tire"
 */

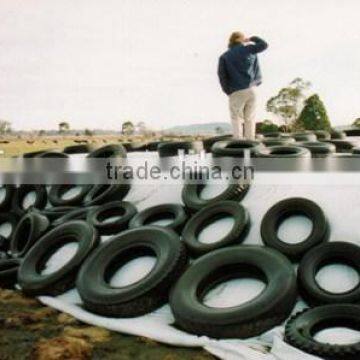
xmin=127 ymin=142 xmax=148 ymax=152
xmin=298 ymin=141 xmax=336 ymax=157
xmin=262 ymin=137 xmax=296 ymax=147
xmin=77 ymin=226 xmax=188 ymax=317
xmin=322 ymin=140 xmax=357 ymax=153
xmin=182 ymin=201 xmax=250 ymax=257
xmin=0 ymin=259 xmax=21 ymax=289
xmin=211 ymin=140 xmax=262 ymax=157
xmin=37 ymin=151 xmax=69 ymax=158
xmin=87 ymin=144 xmax=127 ymax=158
xmin=49 ymin=184 xmax=93 ymax=207
xmin=261 ymin=198 xmax=329 ymax=262
xmin=182 ymin=180 xmax=250 ymax=212
xmin=12 ymin=185 xmax=47 ymax=215
xmin=170 ymin=246 xmax=297 ymax=338
xmin=352 ymin=147 xmax=360 ymax=155
xmin=0 ymin=235 xmax=7 ymax=252
xmin=0 ymin=212 xmax=19 ymax=246
xmin=344 ymin=128 xmax=360 ymax=137
xmin=119 ymin=142 xmax=133 ymax=152
xmin=0 ymin=185 xmax=16 ymax=212
xmin=158 ymin=141 xmax=198 ymax=157
xmin=330 ymin=130 xmax=346 ymax=139
xmin=64 ymin=144 xmax=94 ymax=154
xmin=37 ymin=206 xmax=78 ymax=221
xmin=18 ymin=220 xmax=99 ymax=296
xmin=9 ymin=212 xmax=50 ymax=258
xmin=22 ymin=149 xmax=56 ymax=158
xmin=285 ymin=304 xmax=360 ymax=360
xmin=293 ymin=133 xmax=317 ymax=142
xmin=256 ymin=145 xmax=311 ymax=158
xmin=83 ymin=184 xmax=130 ymax=206
xmin=203 ymin=135 xmax=232 ymax=152
xmin=52 ymin=207 xmax=96 ymax=228
xmin=314 ymin=130 xmax=331 ymax=140
xmin=262 ymin=131 xmax=281 ymax=138
xmin=129 ymin=204 xmax=187 ymax=234
xmin=87 ymin=201 xmax=137 ymax=235
xmin=146 ymin=141 xmax=164 ymax=152
xmin=298 ymin=241 xmax=360 ymax=306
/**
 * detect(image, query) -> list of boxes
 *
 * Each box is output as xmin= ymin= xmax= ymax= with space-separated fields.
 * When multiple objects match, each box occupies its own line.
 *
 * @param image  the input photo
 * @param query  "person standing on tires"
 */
xmin=218 ymin=32 xmax=268 ymax=140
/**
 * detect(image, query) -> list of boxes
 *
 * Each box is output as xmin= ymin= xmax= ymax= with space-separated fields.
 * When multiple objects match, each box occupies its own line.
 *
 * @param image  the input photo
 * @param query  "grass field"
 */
xmin=0 ymin=135 xmax=123 ymax=157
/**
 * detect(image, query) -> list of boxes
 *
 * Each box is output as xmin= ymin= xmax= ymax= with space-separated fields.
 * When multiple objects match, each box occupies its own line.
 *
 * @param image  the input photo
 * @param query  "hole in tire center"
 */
xmin=200 ymin=184 xmax=229 ymax=200
xmin=144 ymin=212 xmax=175 ymax=227
xmin=316 ymin=263 xmax=360 ymax=294
xmin=270 ymin=149 xmax=297 ymax=155
xmin=314 ymin=327 xmax=360 ymax=345
xmin=61 ymin=186 xmax=83 ymax=200
xmin=226 ymin=143 xmax=253 ymax=149
xmin=203 ymin=278 xmax=266 ymax=308
xmin=198 ymin=216 xmax=235 ymax=244
xmin=97 ymin=208 xmax=125 ymax=224
xmin=0 ymin=187 xmax=6 ymax=203
xmin=201 ymin=264 xmax=266 ymax=308
xmin=109 ymin=256 xmax=156 ymax=287
xmin=41 ymin=242 xmax=79 ymax=275
xmin=278 ymin=215 xmax=313 ymax=244
xmin=22 ymin=191 xmax=36 ymax=209
xmin=0 ymin=222 xmax=12 ymax=238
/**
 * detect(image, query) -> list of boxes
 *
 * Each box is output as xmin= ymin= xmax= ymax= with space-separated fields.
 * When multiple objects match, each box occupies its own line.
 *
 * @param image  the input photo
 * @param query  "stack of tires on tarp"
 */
xmin=0 ymin=133 xmax=359 ymax=360
xmin=209 ymin=129 xmax=360 ymax=158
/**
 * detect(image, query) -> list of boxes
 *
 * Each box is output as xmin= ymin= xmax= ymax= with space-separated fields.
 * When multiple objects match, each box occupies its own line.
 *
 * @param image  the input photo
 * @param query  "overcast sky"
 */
xmin=0 ymin=0 xmax=359 ymax=131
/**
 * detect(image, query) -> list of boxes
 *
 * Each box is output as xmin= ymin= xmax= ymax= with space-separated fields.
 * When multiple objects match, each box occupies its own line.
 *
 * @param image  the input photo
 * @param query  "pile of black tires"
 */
xmin=207 ymin=129 xmax=360 ymax=158
xmin=1 ymin=142 xmax=360 ymax=360
xmin=25 ymin=130 xmax=359 ymax=159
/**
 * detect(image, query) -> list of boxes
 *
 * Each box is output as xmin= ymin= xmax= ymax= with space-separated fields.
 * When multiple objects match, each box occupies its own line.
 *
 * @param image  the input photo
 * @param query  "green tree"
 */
xmin=256 ymin=120 xmax=279 ymax=134
xmin=0 ymin=120 xmax=11 ymax=134
xmin=294 ymin=94 xmax=331 ymax=131
xmin=58 ymin=121 xmax=70 ymax=133
xmin=267 ymin=78 xmax=311 ymax=129
xmin=84 ymin=128 xmax=93 ymax=136
xmin=352 ymin=118 xmax=360 ymax=127
xmin=122 ymin=121 xmax=135 ymax=135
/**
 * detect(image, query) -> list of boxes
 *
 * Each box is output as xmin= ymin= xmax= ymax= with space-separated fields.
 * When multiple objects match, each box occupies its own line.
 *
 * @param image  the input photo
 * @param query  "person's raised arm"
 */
xmin=246 ymin=36 xmax=268 ymax=54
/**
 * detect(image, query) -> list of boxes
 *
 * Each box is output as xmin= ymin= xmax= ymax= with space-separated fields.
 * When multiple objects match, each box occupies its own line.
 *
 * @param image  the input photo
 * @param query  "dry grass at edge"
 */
xmin=0 ymin=134 xmax=205 ymax=157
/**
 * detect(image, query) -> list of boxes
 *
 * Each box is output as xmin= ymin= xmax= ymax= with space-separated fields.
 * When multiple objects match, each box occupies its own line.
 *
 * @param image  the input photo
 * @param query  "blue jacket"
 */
xmin=218 ymin=36 xmax=268 ymax=95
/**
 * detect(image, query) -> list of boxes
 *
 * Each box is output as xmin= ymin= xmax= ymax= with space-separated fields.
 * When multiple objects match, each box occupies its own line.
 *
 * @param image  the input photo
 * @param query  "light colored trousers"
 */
xmin=229 ymin=87 xmax=256 ymax=140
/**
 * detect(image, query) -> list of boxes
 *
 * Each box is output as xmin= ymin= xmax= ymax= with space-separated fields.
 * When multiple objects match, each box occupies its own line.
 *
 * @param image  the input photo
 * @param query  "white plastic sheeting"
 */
xmin=34 ymin=178 xmax=360 ymax=360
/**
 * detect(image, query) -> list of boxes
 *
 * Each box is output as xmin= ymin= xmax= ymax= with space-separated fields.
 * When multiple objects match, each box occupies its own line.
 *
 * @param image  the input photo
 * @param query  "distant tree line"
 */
xmin=0 ymin=120 xmax=11 ymax=135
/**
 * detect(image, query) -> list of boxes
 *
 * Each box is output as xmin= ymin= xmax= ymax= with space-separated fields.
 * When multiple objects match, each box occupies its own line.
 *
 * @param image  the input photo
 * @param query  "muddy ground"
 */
xmin=0 ymin=289 xmax=214 ymax=360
